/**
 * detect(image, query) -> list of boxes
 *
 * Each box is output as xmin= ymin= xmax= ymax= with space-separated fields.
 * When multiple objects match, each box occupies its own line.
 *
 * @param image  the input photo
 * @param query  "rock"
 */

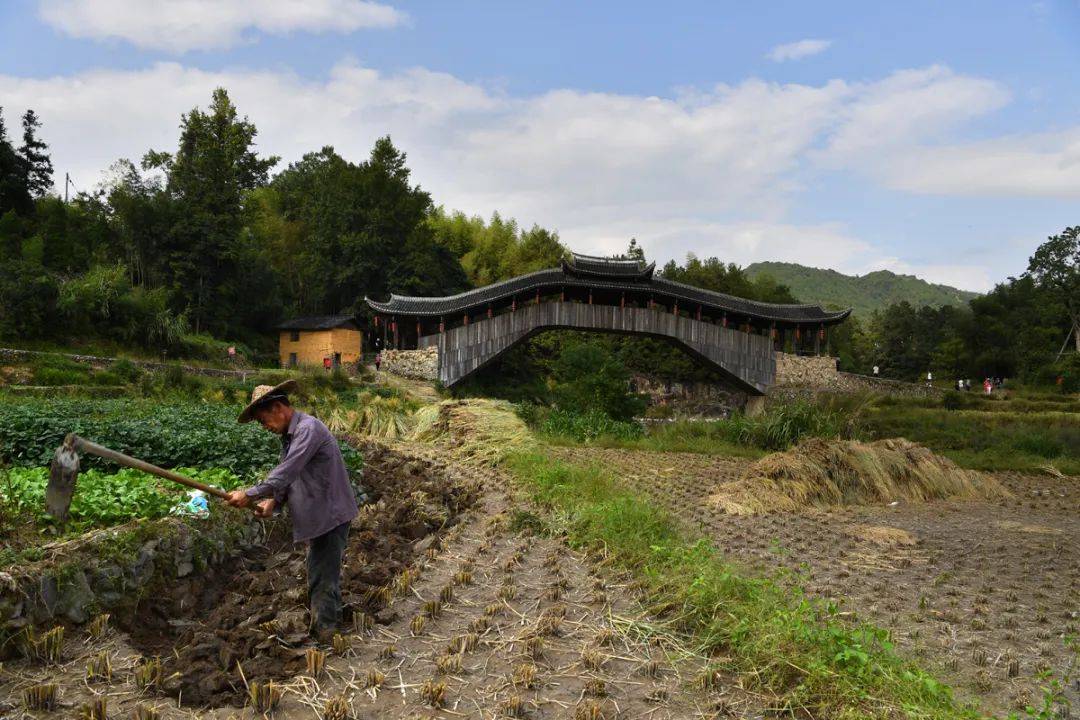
xmin=57 ymin=569 xmax=95 ymax=624
xmin=381 ymin=347 xmax=438 ymax=381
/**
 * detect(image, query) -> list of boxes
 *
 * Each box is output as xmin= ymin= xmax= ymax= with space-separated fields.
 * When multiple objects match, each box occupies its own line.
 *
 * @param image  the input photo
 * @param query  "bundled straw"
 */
xmin=410 ymin=399 xmax=533 ymax=465
xmin=717 ymin=437 xmax=1010 ymax=514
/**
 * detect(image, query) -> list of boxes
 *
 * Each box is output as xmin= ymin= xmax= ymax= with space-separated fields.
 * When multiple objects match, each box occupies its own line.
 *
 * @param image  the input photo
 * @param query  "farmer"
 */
xmin=226 ymin=380 xmax=358 ymax=641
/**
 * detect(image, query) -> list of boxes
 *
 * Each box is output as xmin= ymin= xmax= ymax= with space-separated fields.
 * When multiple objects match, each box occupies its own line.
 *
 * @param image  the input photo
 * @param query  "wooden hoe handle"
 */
xmin=67 ymin=433 xmax=232 ymax=500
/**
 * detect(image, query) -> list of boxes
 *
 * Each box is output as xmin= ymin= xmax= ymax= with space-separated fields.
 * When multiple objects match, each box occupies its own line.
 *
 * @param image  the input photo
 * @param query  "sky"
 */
xmin=3 ymin=1 xmax=1080 ymax=292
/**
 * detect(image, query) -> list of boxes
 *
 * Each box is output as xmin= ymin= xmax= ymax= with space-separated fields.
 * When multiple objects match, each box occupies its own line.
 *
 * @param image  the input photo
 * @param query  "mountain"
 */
xmin=744 ymin=262 xmax=979 ymax=316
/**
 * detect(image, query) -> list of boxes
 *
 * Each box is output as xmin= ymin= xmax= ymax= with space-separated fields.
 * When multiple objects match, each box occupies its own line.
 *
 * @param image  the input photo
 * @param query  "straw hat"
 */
xmin=238 ymin=379 xmax=299 ymax=424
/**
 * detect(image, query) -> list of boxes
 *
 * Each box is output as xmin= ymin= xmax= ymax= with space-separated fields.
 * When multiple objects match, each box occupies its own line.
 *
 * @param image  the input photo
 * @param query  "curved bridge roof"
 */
xmin=366 ymin=252 xmax=851 ymax=325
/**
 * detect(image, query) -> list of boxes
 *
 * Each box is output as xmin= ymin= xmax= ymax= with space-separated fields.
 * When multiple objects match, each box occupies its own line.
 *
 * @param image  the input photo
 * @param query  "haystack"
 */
xmin=716 ymin=437 xmax=1010 ymax=515
xmin=410 ymin=398 xmax=533 ymax=465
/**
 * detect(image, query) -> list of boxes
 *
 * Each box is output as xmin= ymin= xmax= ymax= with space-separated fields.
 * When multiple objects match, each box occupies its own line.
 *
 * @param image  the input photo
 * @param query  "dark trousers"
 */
xmin=307 ymin=521 xmax=350 ymax=631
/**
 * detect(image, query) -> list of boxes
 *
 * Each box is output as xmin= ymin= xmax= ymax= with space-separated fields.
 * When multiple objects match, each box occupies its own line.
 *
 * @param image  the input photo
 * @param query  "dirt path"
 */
xmin=0 ymin=442 xmax=763 ymax=719
xmin=550 ymin=446 xmax=1080 ymax=716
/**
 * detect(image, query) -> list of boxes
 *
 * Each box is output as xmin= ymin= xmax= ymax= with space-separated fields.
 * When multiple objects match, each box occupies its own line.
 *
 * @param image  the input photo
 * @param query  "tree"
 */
xmin=1026 ymin=226 xmax=1080 ymax=354
xmin=0 ymin=108 xmax=32 ymax=215
xmin=18 ymin=109 xmax=53 ymax=199
xmin=551 ymin=340 xmax=646 ymax=421
xmin=625 ymin=237 xmax=645 ymax=262
xmin=147 ymin=88 xmax=279 ymax=334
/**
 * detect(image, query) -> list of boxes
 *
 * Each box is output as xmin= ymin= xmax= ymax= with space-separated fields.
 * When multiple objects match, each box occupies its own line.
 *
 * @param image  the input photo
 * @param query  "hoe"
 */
xmin=47 ymin=433 xmax=231 ymax=522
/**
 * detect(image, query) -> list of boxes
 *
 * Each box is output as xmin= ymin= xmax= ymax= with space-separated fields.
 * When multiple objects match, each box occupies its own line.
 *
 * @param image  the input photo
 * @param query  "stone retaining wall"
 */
xmin=0 ymin=511 xmax=269 ymax=642
xmin=380 ymin=347 xmax=438 ymax=381
xmin=771 ymin=352 xmax=940 ymax=399
xmin=0 ymin=347 xmax=252 ymax=379
xmin=774 ymin=353 xmax=840 ymax=386
xmin=630 ymin=374 xmax=747 ymax=417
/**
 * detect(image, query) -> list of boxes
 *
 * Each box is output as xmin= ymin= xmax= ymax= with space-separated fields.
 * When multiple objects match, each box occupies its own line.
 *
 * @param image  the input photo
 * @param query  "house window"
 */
xmin=288 ymin=353 xmax=297 ymax=367
xmin=289 ymin=330 xmax=300 ymax=342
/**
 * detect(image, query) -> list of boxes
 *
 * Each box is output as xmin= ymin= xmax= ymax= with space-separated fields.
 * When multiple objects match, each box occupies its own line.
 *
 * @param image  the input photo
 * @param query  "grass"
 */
xmin=539 ymin=400 xmax=851 ymax=457
xmin=861 ymin=403 xmax=1080 ymax=475
xmin=506 ymin=450 xmax=981 ymax=719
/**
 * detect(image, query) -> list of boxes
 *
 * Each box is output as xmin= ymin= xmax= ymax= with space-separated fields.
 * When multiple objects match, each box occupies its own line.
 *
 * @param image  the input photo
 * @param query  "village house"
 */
xmin=277 ymin=315 xmax=362 ymax=369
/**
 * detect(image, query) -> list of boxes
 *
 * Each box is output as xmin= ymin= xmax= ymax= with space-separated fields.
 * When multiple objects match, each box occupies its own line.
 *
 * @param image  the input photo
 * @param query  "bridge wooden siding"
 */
xmin=419 ymin=301 xmax=776 ymax=393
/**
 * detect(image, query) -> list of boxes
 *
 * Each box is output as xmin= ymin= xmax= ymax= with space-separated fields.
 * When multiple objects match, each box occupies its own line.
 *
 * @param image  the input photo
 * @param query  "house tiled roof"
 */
xmin=365 ymin=254 xmax=851 ymax=325
xmin=278 ymin=315 xmax=359 ymax=331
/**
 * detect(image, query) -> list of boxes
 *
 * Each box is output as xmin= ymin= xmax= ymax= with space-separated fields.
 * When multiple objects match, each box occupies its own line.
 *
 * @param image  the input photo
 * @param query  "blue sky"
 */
xmin=3 ymin=0 xmax=1080 ymax=291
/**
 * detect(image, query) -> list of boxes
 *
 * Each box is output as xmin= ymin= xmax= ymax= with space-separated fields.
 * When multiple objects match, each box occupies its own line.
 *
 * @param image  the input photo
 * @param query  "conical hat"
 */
xmin=237 ymin=379 xmax=299 ymax=423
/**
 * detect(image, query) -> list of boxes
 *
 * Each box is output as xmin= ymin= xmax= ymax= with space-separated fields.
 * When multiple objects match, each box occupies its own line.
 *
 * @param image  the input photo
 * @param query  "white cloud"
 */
xmin=821 ymin=65 xmax=1009 ymax=160
xmin=37 ymin=0 xmax=405 ymax=53
xmin=879 ymin=131 xmax=1080 ymax=198
xmin=767 ymin=38 xmax=832 ymax=62
xmin=0 ymin=61 xmax=1039 ymax=292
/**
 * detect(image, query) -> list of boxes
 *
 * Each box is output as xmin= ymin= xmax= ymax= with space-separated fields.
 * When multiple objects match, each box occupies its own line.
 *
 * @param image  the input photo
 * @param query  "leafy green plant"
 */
xmin=0 ymin=465 xmax=242 ymax=531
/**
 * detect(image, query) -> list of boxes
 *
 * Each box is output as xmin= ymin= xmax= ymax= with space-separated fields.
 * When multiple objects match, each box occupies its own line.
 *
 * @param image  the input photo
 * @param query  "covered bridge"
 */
xmin=366 ymin=253 xmax=850 ymax=395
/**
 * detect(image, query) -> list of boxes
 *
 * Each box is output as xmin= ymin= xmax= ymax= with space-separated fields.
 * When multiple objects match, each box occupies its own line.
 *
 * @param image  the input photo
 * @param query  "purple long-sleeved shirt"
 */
xmin=246 ymin=410 xmax=358 ymax=542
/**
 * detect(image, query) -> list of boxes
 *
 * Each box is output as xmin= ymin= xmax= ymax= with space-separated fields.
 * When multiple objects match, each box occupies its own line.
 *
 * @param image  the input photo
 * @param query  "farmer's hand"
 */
xmin=254 ymin=498 xmax=276 ymax=518
xmin=226 ymin=489 xmax=251 ymax=508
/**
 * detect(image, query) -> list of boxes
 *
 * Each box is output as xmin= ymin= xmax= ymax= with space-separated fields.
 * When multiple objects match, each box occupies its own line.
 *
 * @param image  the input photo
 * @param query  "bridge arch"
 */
xmin=366 ymin=252 xmax=850 ymax=395
xmin=424 ymin=301 xmax=775 ymax=393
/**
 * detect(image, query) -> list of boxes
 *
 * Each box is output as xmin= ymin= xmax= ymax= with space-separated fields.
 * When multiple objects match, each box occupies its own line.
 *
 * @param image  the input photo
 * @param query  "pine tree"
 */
xmin=0 ymin=107 xmax=32 ymax=215
xmin=19 ymin=109 xmax=53 ymax=199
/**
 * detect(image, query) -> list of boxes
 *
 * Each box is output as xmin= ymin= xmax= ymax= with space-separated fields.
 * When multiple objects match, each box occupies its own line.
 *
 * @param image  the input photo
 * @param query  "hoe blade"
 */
xmin=46 ymin=436 xmax=80 ymax=522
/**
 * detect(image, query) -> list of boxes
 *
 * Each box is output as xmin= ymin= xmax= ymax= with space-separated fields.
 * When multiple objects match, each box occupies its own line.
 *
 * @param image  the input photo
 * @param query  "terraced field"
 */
xmin=549 ymin=446 xmax=1080 ymax=715
xmin=1 ymin=442 xmax=760 ymax=719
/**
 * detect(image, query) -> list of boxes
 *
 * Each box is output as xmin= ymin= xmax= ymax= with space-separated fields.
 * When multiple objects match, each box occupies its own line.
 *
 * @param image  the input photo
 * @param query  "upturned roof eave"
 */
xmin=364 ymin=272 xmax=851 ymax=325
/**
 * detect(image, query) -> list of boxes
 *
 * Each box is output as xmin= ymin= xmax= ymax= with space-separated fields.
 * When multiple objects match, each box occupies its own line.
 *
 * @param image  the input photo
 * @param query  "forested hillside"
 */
xmin=745 ymin=262 xmax=978 ymax=315
xmin=0 ymin=88 xmax=1077 ymax=387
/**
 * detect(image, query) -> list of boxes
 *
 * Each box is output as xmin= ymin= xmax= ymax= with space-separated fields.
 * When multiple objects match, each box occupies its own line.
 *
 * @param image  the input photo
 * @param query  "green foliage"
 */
xmin=1025 ymin=226 xmax=1080 ymax=354
xmin=726 ymin=401 xmax=852 ymax=451
xmin=1 ymin=465 xmax=242 ymax=531
xmin=540 ymin=408 xmax=643 ymax=442
xmin=745 ymin=261 xmax=978 ymax=316
xmin=427 ymin=206 xmax=569 ymax=285
xmin=0 ymin=398 xmax=279 ymax=476
xmin=551 ymin=340 xmax=646 ymax=421
xmin=506 ymin=452 xmax=975 ymax=719
xmin=861 ymin=400 xmax=1080 ymax=474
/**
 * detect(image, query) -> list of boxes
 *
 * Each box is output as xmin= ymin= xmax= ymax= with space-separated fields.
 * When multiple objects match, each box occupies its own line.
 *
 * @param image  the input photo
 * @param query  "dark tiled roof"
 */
xmin=563 ymin=252 xmax=655 ymax=279
xmin=278 ymin=315 xmax=359 ymax=331
xmin=365 ymin=266 xmax=851 ymax=325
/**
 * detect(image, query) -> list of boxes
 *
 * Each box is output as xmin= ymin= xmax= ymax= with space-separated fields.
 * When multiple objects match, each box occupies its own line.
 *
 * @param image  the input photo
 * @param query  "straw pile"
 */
xmin=410 ymin=398 xmax=534 ymax=465
xmin=716 ymin=437 xmax=1010 ymax=514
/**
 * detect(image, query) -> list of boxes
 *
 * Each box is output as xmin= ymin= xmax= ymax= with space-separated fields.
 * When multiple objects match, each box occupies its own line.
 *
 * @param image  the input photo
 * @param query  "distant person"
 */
xmin=374 ymin=352 xmax=382 ymax=372
xmin=956 ymin=378 xmax=964 ymax=391
xmin=965 ymin=379 xmax=971 ymax=391
xmin=984 ymin=377 xmax=992 ymax=395
xmin=872 ymin=365 xmax=879 ymax=376
xmin=926 ymin=371 xmax=933 ymax=388
xmin=323 ymin=356 xmax=332 ymax=372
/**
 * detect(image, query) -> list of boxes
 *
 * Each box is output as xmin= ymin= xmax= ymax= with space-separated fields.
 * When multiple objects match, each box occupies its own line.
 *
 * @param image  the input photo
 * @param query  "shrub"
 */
xmin=726 ymin=401 xmax=848 ymax=451
xmin=540 ymin=408 xmax=643 ymax=443
xmin=31 ymin=366 xmax=90 ymax=386
xmin=110 ymin=358 xmax=143 ymax=383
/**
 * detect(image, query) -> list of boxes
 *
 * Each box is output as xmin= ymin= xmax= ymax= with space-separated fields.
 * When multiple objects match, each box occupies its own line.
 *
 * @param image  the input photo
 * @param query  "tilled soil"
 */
xmin=551 ymin=446 xmax=1080 ymax=716
xmin=119 ymin=442 xmax=479 ymax=707
xmin=0 ymin=442 xmax=764 ymax=719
